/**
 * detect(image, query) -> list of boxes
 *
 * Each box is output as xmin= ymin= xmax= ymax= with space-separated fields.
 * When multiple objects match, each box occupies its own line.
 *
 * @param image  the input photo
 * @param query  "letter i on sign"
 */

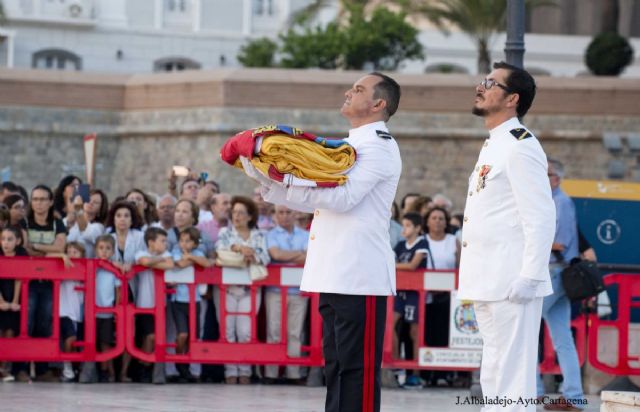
xmin=84 ymin=133 xmax=97 ymax=186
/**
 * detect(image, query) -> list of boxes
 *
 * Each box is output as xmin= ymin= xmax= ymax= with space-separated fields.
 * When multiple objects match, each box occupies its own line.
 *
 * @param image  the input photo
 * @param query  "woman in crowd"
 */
xmin=66 ymin=189 xmax=109 ymax=258
xmin=126 ymin=188 xmax=158 ymax=231
xmin=215 ymin=196 xmax=269 ymax=384
xmin=423 ymin=206 xmax=462 ymax=387
xmin=168 ymin=199 xmax=213 ymax=255
xmin=407 ymin=195 xmax=433 ymax=219
xmin=3 ymin=194 xmax=29 ymax=244
xmin=21 ymin=184 xmax=67 ymax=381
xmin=105 ymin=200 xmax=145 ymax=382
xmin=52 ymin=175 xmax=82 ymax=220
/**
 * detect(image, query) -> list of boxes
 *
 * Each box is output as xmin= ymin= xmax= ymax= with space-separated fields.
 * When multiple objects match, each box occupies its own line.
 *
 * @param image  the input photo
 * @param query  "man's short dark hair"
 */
xmin=493 ymin=61 xmax=536 ymax=118
xmin=369 ymin=72 xmax=401 ymax=121
xmin=144 ymin=227 xmax=167 ymax=245
xmin=401 ymin=212 xmax=423 ymax=228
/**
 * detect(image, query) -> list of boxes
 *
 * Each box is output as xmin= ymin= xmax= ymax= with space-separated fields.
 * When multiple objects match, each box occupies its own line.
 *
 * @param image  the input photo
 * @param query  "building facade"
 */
xmin=0 ymin=0 xmax=639 ymax=76
xmin=1 ymin=68 xmax=639 ymax=210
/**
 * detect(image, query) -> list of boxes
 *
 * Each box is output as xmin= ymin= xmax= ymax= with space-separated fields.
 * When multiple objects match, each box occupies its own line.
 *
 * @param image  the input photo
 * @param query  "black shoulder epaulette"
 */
xmin=510 ymin=128 xmax=532 ymax=140
xmin=376 ymin=130 xmax=393 ymax=139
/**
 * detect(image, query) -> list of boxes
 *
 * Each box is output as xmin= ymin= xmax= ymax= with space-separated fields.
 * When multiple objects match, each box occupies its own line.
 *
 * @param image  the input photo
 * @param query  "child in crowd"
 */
xmin=51 ymin=242 xmax=86 ymax=382
xmin=393 ymin=212 xmax=431 ymax=389
xmin=0 ymin=226 xmax=27 ymax=382
xmin=135 ymin=227 xmax=173 ymax=383
xmin=94 ymin=235 xmax=121 ymax=383
xmin=171 ymin=227 xmax=212 ymax=382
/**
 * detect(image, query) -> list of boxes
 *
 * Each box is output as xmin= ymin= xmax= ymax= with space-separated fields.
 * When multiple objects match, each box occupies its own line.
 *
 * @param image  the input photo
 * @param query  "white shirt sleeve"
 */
xmin=275 ymin=142 xmax=390 ymax=213
xmin=506 ymin=142 xmax=556 ymax=282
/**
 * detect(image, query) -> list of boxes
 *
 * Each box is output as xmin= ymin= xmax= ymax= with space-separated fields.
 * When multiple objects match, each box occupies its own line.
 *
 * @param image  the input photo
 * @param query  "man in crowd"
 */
xmin=536 ymin=158 xmax=586 ymax=411
xmin=264 ymin=205 xmax=309 ymax=385
xmin=154 ymin=194 xmax=176 ymax=231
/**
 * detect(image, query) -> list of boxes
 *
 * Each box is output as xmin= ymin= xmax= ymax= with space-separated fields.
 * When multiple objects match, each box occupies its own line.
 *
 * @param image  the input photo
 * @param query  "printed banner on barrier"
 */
xmin=449 ymin=290 xmax=483 ymax=349
xmin=418 ymin=347 xmax=482 ymax=368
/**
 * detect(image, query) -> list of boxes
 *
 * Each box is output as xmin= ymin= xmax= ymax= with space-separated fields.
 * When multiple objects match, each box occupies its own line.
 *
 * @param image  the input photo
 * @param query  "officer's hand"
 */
xmin=240 ymin=157 xmax=272 ymax=187
xmin=507 ymin=277 xmax=540 ymax=304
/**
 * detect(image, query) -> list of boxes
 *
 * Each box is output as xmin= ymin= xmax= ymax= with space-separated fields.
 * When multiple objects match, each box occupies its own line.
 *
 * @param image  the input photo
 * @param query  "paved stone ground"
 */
xmin=0 ymin=383 xmax=601 ymax=411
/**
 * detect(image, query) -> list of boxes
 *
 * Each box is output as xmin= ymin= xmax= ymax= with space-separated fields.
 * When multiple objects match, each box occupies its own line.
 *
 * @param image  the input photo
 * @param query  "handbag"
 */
xmin=249 ymin=263 xmax=268 ymax=281
xmin=560 ymin=257 xmax=605 ymax=302
xmin=215 ymin=250 xmax=246 ymax=268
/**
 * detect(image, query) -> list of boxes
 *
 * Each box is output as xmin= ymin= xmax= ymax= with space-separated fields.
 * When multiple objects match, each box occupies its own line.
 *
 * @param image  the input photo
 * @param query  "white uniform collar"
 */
xmin=489 ymin=117 xmax=522 ymax=141
xmin=348 ymin=120 xmax=387 ymax=140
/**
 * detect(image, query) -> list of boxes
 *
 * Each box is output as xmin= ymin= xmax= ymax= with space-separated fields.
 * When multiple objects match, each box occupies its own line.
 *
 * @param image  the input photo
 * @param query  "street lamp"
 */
xmin=505 ymin=0 xmax=525 ymax=69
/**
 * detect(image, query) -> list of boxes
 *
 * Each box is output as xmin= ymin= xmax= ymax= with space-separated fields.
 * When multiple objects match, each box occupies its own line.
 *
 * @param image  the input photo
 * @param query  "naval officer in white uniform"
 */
xmin=457 ymin=62 xmax=555 ymax=412
xmin=243 ymin=72 xmax=402 ymax=412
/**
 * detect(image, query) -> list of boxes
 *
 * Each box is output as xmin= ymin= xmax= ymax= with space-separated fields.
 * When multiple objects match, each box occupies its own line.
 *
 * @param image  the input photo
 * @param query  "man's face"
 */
xmin=340 ymin=75 xmax=383 ymax=123
xmin=211 ymin=193 xmax=231 ymax=222
xmin=274 ymin=205 xmax=295 ymax=229
xmin=157 ymin=197 xmax=176 ymax=223
xmin=548 ymin=164 xmax=561 ymax=190
xmin=472 ymin=68 xmax=513 ymax=117
xmin=181 ymin=180 xmax=199 ymax=201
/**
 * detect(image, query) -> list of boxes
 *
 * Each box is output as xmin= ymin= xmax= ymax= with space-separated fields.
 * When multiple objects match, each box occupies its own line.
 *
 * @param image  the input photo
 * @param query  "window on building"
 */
xmin=153 ymin=57 xmax=201 ymax=72
xmin=253 ymin=0 xmax=274 ymax=15
xmin=166 ymin=0 xmax=188 ymax=13
xmin=32 ymin=48 xmax=82 ymax=71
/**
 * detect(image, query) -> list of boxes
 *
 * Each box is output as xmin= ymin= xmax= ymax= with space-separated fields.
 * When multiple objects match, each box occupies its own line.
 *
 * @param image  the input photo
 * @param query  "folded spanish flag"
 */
xmin=220 ymin=125 xmax=356 ymax=187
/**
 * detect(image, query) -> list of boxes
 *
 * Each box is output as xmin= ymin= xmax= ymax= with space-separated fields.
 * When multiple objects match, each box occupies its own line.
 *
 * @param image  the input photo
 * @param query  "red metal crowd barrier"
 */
xmin=0 ymin=256 xmax=616 ymax=377
xmin=382 ymin=269 xmax=588 ymax=374
xmin=588 ymin=273 xmax=640 ymax=375
xmin=0 ymin=256 xmax=125 ymax=363
xmin=382 ymin=269 xmax=482 ymax=372
xmin=126 ymin=264 xmax=324 ymax=367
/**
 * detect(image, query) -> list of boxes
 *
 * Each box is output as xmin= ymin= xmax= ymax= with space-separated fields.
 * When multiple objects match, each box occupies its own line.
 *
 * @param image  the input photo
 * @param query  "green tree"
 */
xmin=412 ymin=0 xmax=554 ymax=73
xmin=585 ymin=32 xmax=634 ymax=76
xmin=280 ymin=6 xmax=423 ymax=70
xmin=237 ymin=37 xmax=278 ymax=68
xmin=290 ymin=0 xmax=376 ymax=26
xmin=279 ymin=22 xmax=344 ymax=69
xmin=343 ymin=7 xmax=424 ymax=70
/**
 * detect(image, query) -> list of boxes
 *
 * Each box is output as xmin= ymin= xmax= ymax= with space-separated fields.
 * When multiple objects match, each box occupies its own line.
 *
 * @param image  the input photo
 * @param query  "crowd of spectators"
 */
xmin=0 ymin=170 xmax=466 ymax=388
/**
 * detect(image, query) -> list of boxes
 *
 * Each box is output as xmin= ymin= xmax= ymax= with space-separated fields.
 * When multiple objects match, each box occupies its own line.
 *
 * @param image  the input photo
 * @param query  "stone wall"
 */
xmin=1 ymin=68 xmax=639 ymax=211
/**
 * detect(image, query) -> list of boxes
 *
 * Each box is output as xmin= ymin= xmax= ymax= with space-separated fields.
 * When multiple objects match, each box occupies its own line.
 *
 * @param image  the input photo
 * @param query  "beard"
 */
xmin=472 ymin=106 xmax=487 ymax=117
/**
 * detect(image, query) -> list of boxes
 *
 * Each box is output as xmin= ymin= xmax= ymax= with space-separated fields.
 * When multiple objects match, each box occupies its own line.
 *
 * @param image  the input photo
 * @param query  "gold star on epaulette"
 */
xmin=509 ymin=128 xmax=532 ymax=140
xmin=376 ymin=130 xmax=393 ymax=139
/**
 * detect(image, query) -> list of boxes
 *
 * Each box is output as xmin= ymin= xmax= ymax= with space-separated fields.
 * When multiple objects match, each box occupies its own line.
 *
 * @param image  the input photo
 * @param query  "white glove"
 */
xmin=239 ymin=156 xmax=272 ymax=187
xmin=507 ymin=277 xmax=541 ymax=304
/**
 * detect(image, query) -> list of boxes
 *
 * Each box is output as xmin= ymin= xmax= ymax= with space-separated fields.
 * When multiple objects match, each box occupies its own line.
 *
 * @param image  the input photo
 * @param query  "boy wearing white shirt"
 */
xmin=171 ymin=227 xmax=212 ymax=383
xmin=135 ymin=227 xmax=174 ymax=383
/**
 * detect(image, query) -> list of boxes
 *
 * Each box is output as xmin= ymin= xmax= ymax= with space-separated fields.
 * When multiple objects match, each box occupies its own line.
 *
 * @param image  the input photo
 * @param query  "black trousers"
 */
xmin=319 ymin=293 xmax=387 ymax=412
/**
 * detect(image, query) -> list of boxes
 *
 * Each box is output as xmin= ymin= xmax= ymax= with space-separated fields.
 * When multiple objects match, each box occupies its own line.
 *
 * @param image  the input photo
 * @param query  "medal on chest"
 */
xmin=476 ymin=165 xmax=492 ymax=192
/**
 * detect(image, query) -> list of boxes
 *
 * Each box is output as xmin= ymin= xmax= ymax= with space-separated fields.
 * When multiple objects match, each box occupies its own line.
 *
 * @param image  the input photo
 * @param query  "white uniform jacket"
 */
xmin=261 ymin=121 xmax=402 ymax=296
xmin=457 ymin=117 xmax=555 ymax=301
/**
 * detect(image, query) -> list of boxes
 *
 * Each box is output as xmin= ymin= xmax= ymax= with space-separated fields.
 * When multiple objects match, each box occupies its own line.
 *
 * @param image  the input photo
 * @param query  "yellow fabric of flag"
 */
xmin=236 ymin=134 xmax=356 ymax=185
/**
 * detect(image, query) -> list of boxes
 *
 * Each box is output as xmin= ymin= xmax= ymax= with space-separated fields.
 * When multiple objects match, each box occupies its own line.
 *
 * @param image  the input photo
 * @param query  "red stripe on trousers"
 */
xmin=363 ymin=296 xmax=375 ymax=412
xmin=369 ymin=297 xmax=376 ymax=412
